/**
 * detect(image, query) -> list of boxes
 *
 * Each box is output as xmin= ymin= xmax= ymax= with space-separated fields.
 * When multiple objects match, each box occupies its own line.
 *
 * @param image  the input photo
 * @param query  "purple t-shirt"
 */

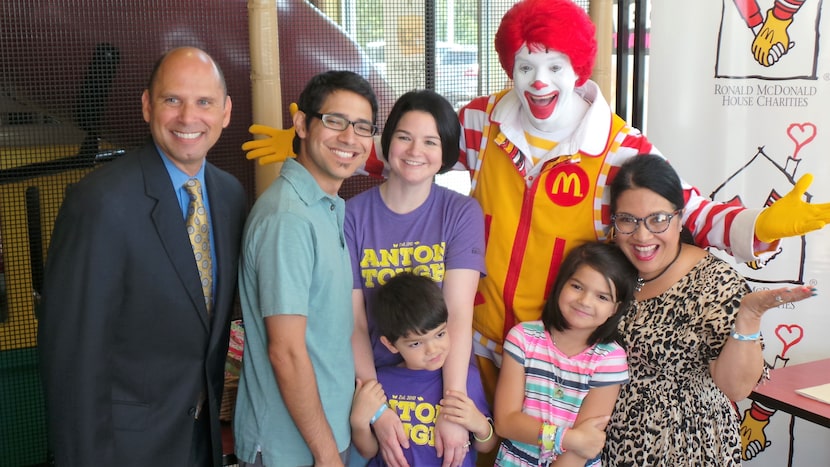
xmin=345 ymin=184 xmax=486 ymax=367
xmin=368 ymin=362 xmax=490 ymax=467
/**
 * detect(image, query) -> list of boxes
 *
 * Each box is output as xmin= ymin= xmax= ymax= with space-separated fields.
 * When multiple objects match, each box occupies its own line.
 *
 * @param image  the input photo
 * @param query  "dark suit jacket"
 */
xmin=38 ymin=143 xmax=247 ymax=467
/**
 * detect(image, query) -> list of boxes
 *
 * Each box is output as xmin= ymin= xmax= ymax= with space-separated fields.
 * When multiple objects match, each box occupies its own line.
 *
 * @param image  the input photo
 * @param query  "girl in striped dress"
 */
xmin=494 ymin=242 xmax=635 ymax=466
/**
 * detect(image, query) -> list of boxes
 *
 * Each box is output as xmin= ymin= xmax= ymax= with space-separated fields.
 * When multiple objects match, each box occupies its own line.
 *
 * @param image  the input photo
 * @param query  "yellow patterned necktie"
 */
xmin=184 ymin=179 xmax=213 ymax=315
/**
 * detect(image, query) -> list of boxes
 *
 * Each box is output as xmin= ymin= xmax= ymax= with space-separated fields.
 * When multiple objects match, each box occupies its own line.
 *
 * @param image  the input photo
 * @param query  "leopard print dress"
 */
xmin=602 ymin=254 xmax=752 ymax=466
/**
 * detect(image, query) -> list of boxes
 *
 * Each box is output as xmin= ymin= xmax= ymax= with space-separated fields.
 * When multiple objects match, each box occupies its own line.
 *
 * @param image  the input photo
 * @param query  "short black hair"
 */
xmin=542 ymin=242 xmax=637 ymax=346
xmin=380 ymin=89 xmax=460 ymax=174
xmin=609 ymin=154 xmax=685 ymax=214
xmin=372 ymin=273 xmax=448 ymax=344
xmin=292 ymin=70 xmax=378 ymax=154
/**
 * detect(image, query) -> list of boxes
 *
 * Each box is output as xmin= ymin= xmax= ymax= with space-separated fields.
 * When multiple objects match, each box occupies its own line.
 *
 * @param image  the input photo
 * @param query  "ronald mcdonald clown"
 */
xmin=243 ymin=0 xmax=830 ymax=406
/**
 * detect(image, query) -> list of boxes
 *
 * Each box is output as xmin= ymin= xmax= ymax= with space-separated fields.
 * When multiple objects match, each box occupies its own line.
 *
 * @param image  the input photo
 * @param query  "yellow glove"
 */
xmin=242 ymin=102 xmax=299 ymax=165
xmin=752 ymin=9 xmax=792 ymax=67
xmin=755 ymin=173 xmax=830 ymax=243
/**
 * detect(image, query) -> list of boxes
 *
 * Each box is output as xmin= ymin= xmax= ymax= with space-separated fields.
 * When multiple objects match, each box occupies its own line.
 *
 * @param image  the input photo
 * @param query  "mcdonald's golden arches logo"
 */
xmin=544 ymin=163 xmax=590 ymax=206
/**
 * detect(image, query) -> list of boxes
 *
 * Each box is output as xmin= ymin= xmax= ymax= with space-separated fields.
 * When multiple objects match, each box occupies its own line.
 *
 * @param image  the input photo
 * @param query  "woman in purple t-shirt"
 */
xmin=345 ymin=90 xmax=486 ymax=467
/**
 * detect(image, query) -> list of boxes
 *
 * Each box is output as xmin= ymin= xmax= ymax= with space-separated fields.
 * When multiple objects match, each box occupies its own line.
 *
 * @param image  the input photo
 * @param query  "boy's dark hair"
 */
xmin=380 ymin=89 xmax=460 ymax=174
xmin=542 ymin=242 xmax=637 ymax=346
xmin=373 ymin=273 xmax=448 ymax=344
xmin=292 ymin=70 xmax=379 ymax=154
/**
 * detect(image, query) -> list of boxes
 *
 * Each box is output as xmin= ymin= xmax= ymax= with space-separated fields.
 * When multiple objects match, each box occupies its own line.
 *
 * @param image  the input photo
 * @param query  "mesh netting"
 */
xmin=0 ymin=1 xmax=589 ymax=464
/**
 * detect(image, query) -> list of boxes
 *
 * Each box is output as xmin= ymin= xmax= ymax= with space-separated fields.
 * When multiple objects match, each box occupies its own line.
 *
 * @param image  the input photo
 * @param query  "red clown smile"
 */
xmin=524 ymin=90 xmax=558 ymax=120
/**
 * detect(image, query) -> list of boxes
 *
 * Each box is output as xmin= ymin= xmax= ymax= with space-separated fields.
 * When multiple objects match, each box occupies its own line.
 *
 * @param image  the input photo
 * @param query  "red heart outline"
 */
xmin=786 ymin=123 xmax=817 ymax=160
xmin=775 ymin=324 xmax=804 ymax=357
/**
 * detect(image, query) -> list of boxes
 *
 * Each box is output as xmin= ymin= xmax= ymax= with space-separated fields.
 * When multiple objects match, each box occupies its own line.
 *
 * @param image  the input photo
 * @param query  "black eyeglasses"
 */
xmin=310 ymin=112 xmax=378 ymax=137
xmin=611 ymin=210 xmax=681 ymax=234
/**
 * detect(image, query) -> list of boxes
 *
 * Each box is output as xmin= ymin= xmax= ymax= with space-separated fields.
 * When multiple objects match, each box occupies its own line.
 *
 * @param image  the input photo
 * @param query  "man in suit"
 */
xmin=38 ymin=46 xmax=247 ymax=467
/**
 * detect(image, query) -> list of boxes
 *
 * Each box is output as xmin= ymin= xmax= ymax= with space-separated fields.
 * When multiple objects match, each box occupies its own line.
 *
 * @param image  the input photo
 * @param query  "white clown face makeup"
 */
xmin=512 ymin=44 xmax=579 ymax=133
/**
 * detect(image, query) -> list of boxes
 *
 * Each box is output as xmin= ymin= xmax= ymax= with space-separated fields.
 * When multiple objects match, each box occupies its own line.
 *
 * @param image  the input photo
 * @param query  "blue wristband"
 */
xmin=730 ymin=326 xmax=762 ymax=341
xmin=369 ymin=403 xmax=388 ymax=425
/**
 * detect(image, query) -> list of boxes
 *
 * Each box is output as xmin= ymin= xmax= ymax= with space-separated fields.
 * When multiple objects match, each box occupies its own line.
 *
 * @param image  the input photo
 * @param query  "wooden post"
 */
xmin=248 ymin=0 xmax=283 ymax=197
xmin=589 ymin=0 xmax=613 ymax=99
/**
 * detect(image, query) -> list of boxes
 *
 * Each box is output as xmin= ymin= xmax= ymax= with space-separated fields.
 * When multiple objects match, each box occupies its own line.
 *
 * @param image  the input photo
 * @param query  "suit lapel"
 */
xmin=204 ymin=165 xmax=233 ymax=333
xmin=139 ymin=147 xmax=210 ymax=331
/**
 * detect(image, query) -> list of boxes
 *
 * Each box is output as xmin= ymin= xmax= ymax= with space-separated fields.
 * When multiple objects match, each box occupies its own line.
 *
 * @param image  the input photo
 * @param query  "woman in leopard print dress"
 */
xmin=601 ymin=155 xmax=816 ymax=466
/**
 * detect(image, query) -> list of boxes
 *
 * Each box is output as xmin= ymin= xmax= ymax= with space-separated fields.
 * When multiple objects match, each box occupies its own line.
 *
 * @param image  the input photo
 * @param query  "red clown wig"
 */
xmin=494 ymin=0 xmax=597 ymax=86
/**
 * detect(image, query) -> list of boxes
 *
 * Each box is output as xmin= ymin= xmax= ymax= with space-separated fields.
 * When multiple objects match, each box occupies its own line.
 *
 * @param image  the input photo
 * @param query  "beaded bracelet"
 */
xmin=730 ymin=326 xmax=762 ymax=341
xmin=553 ymin=426 xmax=569 ymax=456
xmin=473 ymin=417 xmax=494 ymax=443
xmin=369 ymin=403 xmax=388 ymax=425
xmin=540 ymin=423 xmax=556 ymax=452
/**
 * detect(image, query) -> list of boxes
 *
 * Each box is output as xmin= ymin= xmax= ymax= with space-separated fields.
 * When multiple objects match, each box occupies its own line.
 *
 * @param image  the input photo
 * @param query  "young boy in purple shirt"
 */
xmin=350 ymin=273 xmax=498 ymax=466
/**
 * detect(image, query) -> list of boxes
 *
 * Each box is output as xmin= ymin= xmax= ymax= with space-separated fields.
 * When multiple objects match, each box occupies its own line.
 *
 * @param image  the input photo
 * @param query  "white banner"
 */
xmin=649 ymin=1 xmax=829 ymax=465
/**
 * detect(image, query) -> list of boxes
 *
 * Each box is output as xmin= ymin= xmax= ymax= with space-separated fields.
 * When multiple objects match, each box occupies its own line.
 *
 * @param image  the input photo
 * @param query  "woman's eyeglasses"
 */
xmin=611 ymin=210 xmax=681 ymax=234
